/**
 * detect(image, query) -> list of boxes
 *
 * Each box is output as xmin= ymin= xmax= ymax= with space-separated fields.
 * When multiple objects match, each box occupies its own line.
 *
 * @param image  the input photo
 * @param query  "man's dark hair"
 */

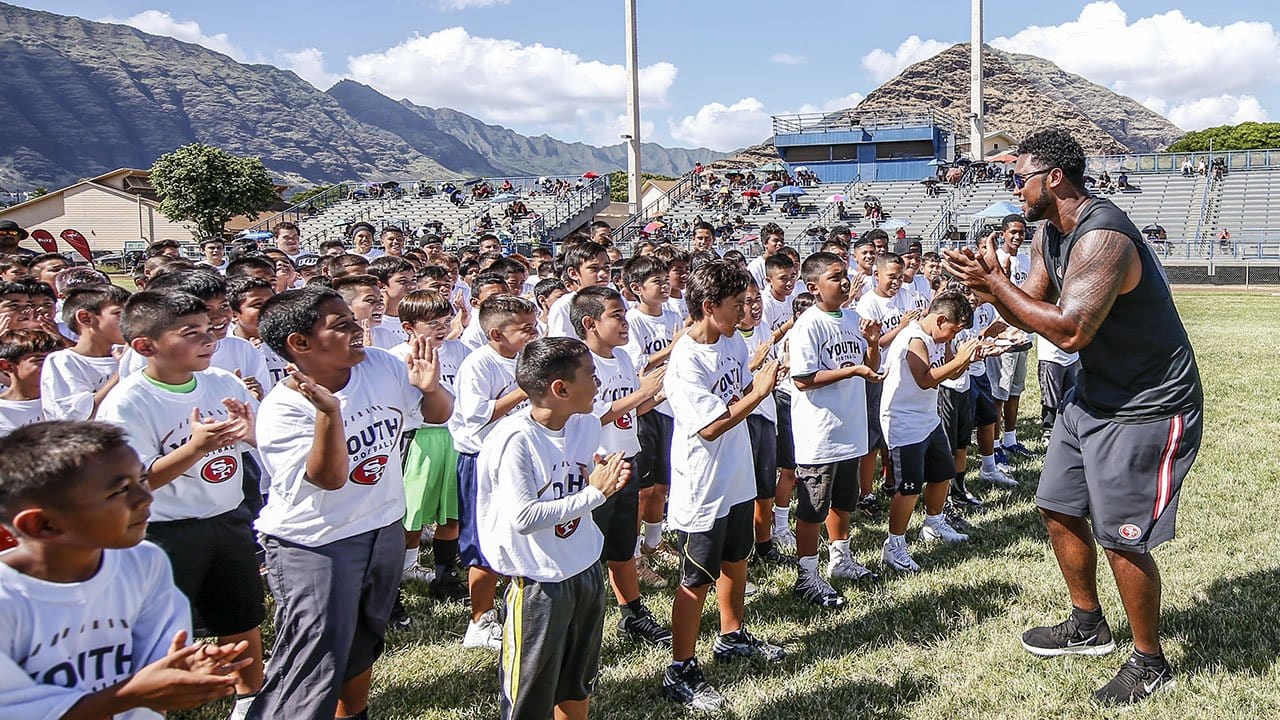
xmin=120 ymin=290 xmax=208 ymax=342
xmin=143 ymin=269 xmax=227 ymax=302
xmin=929 ymin=289 xmax=974 ymax=328
xmin=61 ymin=284 xmax=131 ymax=332
xmin=1019 ymin=127 xmax=1086 ymax=189
xmin=478 ymin=295 xmax=537 ymax=333
xmin=227 ymin=276 xmax=275 ymax=312
xmin=533 ymin=278 xmax=567 ymax=304
xmin=623 ymin=255 xmax=667 ymax=291
xmin=225 ymin=256 xmax=275 ymax=279
xmin=0 ymin=421 xmax=131 ymax=524
xmin=1001 ymin=214 xmax=1028 ymax=230
xmin=367 ymin=256 xmax=414 ymax=283
xmin=0 ymin=328 xmax=61 ymax=363
xmin=259 ymin=287 xmax=343 ymax=361
xmin=685 ymin=261 xmax=750 ymax=322
xmin=800 ymin=251 xmax=844 ymax=284
xmin=272 ymin=221 xmax=299 ymax=237
xmin=570 ymin=285 xmax=623 ymax=339
xmin=515 ymin=337 xmax=591 ymax=401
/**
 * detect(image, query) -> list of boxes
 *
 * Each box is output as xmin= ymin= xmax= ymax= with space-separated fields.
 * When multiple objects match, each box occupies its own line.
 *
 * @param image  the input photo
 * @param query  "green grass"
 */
xmin=178 ymin=289 xmax=1280 ymax=719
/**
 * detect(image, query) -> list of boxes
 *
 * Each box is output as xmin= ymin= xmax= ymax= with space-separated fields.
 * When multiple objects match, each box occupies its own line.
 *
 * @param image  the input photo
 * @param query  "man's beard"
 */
xmin=1024 ymin=192 xmax=1052 ymax=223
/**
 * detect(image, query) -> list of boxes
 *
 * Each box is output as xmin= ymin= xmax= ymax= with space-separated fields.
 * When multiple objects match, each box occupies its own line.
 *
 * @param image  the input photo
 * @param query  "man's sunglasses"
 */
xmin=1012 ymin=168 xmax=1052 ymax=189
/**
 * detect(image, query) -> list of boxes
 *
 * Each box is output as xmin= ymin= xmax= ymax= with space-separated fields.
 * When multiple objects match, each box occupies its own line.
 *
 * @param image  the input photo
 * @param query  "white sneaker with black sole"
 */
xmin=980 ymin=465 xmax=1018 ymax=487
xmin=921 ymin=516 xmax=970 ymax=543
xmin=462 ymin=608 xmax=503 ymax=650
xmin=827 ymin=552 xmax=878 ymax=581
xmin=882 ymin=535 xmax=920 ymax=573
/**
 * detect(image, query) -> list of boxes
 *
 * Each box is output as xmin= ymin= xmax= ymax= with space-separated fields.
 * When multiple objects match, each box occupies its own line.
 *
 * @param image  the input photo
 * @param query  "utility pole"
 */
xmin=970 ymin=0 xmax=984 ymax=161
xmin=624 ymin=0 xmax=642 ymax=215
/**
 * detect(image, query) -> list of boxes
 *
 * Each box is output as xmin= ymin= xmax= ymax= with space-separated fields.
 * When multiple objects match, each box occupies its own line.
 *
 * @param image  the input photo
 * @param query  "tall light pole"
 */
xmin=970 ymin=0 xmax=985 ymax=160
xmin=624 ymin=0 xmax=642 ymax=215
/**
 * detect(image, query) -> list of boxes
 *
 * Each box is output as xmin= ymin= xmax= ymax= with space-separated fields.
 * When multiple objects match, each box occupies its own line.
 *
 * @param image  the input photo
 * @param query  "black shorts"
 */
xmin=591 ymin=455 xmax=640 ymax=563
xmin=888 ymin=424 xmax=955 ymax=496
xmin=675 ymin=500 xmax=754 ymax=588
xmin=146 ymin=505 xmax=265 ymax=637
xmin=774 ymin=391 xmax=796 ymax=471
xmin=636 ymin=411 xmax=673 ymax=489
xmin=971 ymin=373 xmax=998 ymax=428
xmin=795 ymin=459 xmax=860 ymax=523
xmin=1037 ymin=397 xmax=1202 ymax=553
xmin=747 ymin=415 xmax=778 ymax=500
xmin=938 ymin=385 xmax=975 ymax=452
xmin=866 ymin=382 xmax=887 ymax=451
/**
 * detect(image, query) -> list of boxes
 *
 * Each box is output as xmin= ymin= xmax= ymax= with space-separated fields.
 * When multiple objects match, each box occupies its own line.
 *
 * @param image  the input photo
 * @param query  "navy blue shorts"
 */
xmin=456 ymin=451 xmax=490 ymax=569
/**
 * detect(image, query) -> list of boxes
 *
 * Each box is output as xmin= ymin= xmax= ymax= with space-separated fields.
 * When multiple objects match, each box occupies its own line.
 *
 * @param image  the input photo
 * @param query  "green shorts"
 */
xmin=403 ymin=426 xmax=460 ymax=531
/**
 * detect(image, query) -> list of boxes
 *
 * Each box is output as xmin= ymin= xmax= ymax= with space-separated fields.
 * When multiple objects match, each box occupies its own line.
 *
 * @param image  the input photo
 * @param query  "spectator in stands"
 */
xmin=1218 ymin=227 xmax=1231 ymax=251
xmin=1196 ymin=159 xmax=1207 ymax=176
xmin=1181 ymin=159 xmax=1194 ymax=177
xmin=1212 ymin=157 xmax=1228 ymax=180
xmin=450 ymin=188 xmax=466 ymax=207
xmin=1117 ymin=172 xmax=1130 ymax=191
xmin=500 ymin=179 xmax=513 ymax=193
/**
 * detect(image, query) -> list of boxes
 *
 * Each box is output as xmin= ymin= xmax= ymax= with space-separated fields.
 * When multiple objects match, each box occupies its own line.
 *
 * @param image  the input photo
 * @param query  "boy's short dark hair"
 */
xmin=367 ymin=256 xmax=414 ymax=283
xmin=533 ymin=278 xmax=567 ymax=304
xmin=61 ymin=284 xmax=131 ymax=332
xmin=398 ymin=289 xmax=452 ymax=325
xmin=820 ymin=240 xmax=848 ymax=255
xmin=227 ymin=276 xmax=275 ymax=311
xmin=0 ymin=328 xmax=61 ymax=363
xmin=331 ymin=274 xmax=383 ymax=303
xmin=760 ymin=222 xmax=783 ymax=239
xmin=652 ymin=244 xmax=689 ymax=265
xmin=305 ymin=275 xmax=333 ymax=289
xmin=685 ymin=261 xmax=750 ymax=322
xmin=493 ymin=257 xmax=527 ymax=276
xmin=0 ymin=254 xmax=30 ymax=273
xmin=478 ymin=295 xmax=537 ymax=333
xmin=54 ymin=267 xmax=109 ymax=296
xmin=929 ymin=289 xmax=974 ymax=328
xmin=569 ymin=285 xmax=623 ymax=339
xmin=120 ymin=290 xmax=208 ymax=343
xmin=144 ymin=240 xmax=180 ymax=258
xmin=419 ymin=265 xmax=450 ymax=283
xmin=1002 ymin=214 xmax=1028 ymax=230
xmin=922 ymin=251 xmax=942 ymax=263
xmin=688 ymin=251 xmax=718 ymax=272
xmin=199 ymin=237 xmax=224 ymax=249
xmin=471 ymin=272 xmax=509 ymax=298
xmin=515 ymin=337 xmax=591 ymax=401
xmin=259 ymin=287 xmax=343 ymax=361
xmin=225 ymin=256 xmax=275 ymax=279
xmin=0 ymin=279 xmax=29 ymax=298
xmin=0 ymin=421 xmax=130 ymax=524
xmin=623 ymin=255 xmax=667 ymax=290
xmin=861 ymin=228 xmax=889 ymax=244
xmin=149 ymin=257 xmax=198 ymax=279
xmin=800 ymin=251 xmax=844 ymax=284
xmin=273 ymin=221 xmax=299 ymax=237
xmin=561 ymin=241 xmax=608 ymax=274
xmin=792 ymin=292 xmax=815 ymax=318
xmin=318 ymin=239 xmax=347 ymax=254
xmin=19 ymin=279 xmax=55 ymax=300
xmin=143 ymin=269 xmax=227 ymax=301
xmin=329 ymin=254 xmax=370 ymax=279
xmin=876 ymin=252 xmax=905 ymax=270
xmin=477 ymin=252 xmax=504 ymax=270
xmin=764 ymin=253 xmax=797 ymax=273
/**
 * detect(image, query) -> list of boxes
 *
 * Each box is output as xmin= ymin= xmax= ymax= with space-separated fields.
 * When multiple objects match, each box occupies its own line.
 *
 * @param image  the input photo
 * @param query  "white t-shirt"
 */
xmin=591 ymin=350 xmax=642 ymax=457
xmin=747 ymin=255 xmax=767 ymax=290
xmin=545 ymin=290 xmax=578 ymax=338
xmin=0 ymin=542 xmax=190 ymax=720
xmin=738 ymin=328 xmax=776 ymax=422
xmin=120 ymin=335 xmax=271 ymax=395
xmin=944 ymin=303 xmax=999 ymax=392
xmin=623 ymin=306 xmax=682 ymax=417
xmin=788 ymin=306 xmax=870 ymax=463
xmin=460 ymin=318 xmax=488 ymax=351
xmin=255 ymin=348 xmax=421 ymax=546
xmin=998 ymin=248 xmax=1031 ymax=287
xmin=378 ymin=315 xmax=410 ymax=346
xmin=664 ymin=296 xmax=688 ymax=322
xmin=899 ymin=281 xmax=930 ymax=313
xmin=233 ymin=326 xmax=289 ymax=388
xmin=663 ymin=333 xmax=754 ymax=533
xmin=448 ymin=344 xmax=527 ymax=455
xmin=1037 ymin=334 xmax=1080 ymax=366
xmin=476 ymin=410 xmax=605 ymax=583
xmin=856 ymin=290 xmax=911 ymax=371
xmin=761 ymin=290 xmax=792 ymax=337
xmin=879 ymin=321 xmax=947 ymax=448
xmin=40 ymin=350 xmax=119 ymax=421
xmin=99 ymin=369 xmax=255 ymax=522
xmin=389 ymin=338 xmax=467 ymax=429
xmin=0 ymin=398 xmax=44 ymax=435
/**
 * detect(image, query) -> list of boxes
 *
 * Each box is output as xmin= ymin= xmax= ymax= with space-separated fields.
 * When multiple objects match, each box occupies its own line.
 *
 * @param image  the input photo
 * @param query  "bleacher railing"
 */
xmin=806 ymin=174 xmax=861 ymax=233
xmin=772 ymin=109 xmax=956 ymax=136
xmin=613 ymin=171 xmax=699 ymax=248
xmin=523 ymin=177 xmax=610 ymax=244
xmin=243 ymin=183 xmax=352 ymax=235
xmin=1086 ymin=148 xmax=1280 ymax=175
xmin=1192 ymin=173 xmax=1218 ymax=246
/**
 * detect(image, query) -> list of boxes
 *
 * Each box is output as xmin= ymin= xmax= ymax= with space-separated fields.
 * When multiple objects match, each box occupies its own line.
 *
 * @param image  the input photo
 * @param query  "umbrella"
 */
xmin=826 ymin=193 xmax=846 ymax=203
xmin=881 ymin=218 xmax=912 ymax=230
xmin=772 ymin=186 xmax=807 ymax=198
xmin=761 ymin=181 xmax=782 ymax=192
xmin=464 ymin=177 xmax=484 ymax=186
xmin=1142 ymin=223 xmax=1165 ymax=234
xmin=489 ymin=193 xmax=520 ymax=203
xmin=795 ymin=166 xmax=810 ymax=173
xmin=643 ymin=221 xmax=665 ymax=234
xmin=741 ymin=189 xmax=761 ymax=197
xmin=989 ymin=153 xmax=1018 ymax=164
xmin=861 ymin=194 xmax=880 ymax=202
xmin=927 ymin=158 xmax=948 ymax=166
xmin=974 ymin=201 xmax=1024 ymax=219
xmin=757 ymin=162 xmax=784 ymax=172
xmin=920 ymin=178 xmax=939 ymax=184
xmin=582 ymin=171 xmax=600 ymax=179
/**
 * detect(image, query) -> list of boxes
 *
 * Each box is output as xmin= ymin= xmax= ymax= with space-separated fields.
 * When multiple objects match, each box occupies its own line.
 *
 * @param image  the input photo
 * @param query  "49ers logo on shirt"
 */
xmin=614 ymin=414 xmax=633 ymax=430
xmin=351 ymin=455 xmax=389 ymax=485
xmin=555 ymin=518 xmax=581 ymax=538
xmin=200 ymin=455 xmax=239 ymax=484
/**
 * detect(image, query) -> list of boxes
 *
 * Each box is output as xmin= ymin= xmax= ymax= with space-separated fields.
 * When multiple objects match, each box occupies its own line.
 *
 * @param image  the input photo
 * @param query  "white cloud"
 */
xmin=860 ymin=35 xmax=950 ymax=83
xmin=279 ymin=48 xmax=342 ymax=90
xmin=1166 ymin=95 xmax=1269 ymax=130
xmin=770 ymin=53 xmax=806 ymax=66
xmin=797 ymin=92 xmax=865 ymax=115
xmin=669 ymin=98 xmax=770 ymax=152
xmin=100 ymin=10 xmax=243 ymax=59
xmin=438 ymin=0 xmax=509 ymax=8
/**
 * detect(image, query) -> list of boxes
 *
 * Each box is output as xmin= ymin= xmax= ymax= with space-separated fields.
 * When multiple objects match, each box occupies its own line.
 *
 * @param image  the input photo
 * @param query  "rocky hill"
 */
xmin=0 ymin=2 xmax=725 ymax=189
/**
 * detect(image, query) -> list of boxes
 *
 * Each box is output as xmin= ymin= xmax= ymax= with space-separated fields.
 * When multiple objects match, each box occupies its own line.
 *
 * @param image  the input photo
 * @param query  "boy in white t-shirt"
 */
xmin=227 ymin=277 xmax=289 ymax=388
xmin=368 ymin=255 xmax=418 ymax=346
xmin=41 ymin=284 xmax=130 ymax=420
xmin=661 ymin=261 xmax=785 ymax=712
xmin=546 ymin=240 xmax=610 ymax=338
xmin=533 ymin=278 xmax=568 ymax=338
xmin=448 ymin=295 xmax=538 ymax=650
xmin=476 ymin=338 xmax=629 ymax=720
xmin=760 ymin=253 xmax=798 ymax=336
xmin=653 ymin=244 xmax=691 ymax=322
xmin=0 ymin=329 xmax=59 ymax=434
xmin=0 ymin=421 xmax=252 ymax=720
xmin=991 ymin=217 xmax=1036 ymax=459
xmin=789 ymin=252 xmax=885 ymax=608
xmin=571 ymin=286 xmax=670 ymax=646
xmin=332 ymin=274 xmax=401 ymax=350
xmin=460 ymin=273 xmax=511 ymax=351
xmin=250 ymin=287 xmax=452 ymax=720
xmin=97 ymin=290 xmax=264 ymax=719
xmin=879 ymin=291 xmax=985 ymax=574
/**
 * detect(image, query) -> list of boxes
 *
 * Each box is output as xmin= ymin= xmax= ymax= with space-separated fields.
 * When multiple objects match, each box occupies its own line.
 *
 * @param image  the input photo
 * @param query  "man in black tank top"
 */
xmin=943 ymin=128 xmax=1201 ymax=706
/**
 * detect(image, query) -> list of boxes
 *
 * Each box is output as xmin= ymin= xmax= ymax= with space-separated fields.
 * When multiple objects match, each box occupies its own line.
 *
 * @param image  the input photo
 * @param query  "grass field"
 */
xmin=178 ymin=289 xmax=1280 ymax=720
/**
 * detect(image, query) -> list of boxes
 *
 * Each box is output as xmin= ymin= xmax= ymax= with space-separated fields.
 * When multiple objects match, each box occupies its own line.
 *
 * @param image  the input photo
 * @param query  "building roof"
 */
xmin=0 ymin=168 xmax=159 ymax=219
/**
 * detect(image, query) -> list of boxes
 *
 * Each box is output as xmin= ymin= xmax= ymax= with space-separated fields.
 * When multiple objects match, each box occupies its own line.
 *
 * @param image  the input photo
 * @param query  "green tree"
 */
xmin=1165 ymin=122 xmax=1280 ymax=152
xmin=30 ymin=186 xmax=48 ymax=198
xmin=149 ymin=144 xmax=278 ymax=238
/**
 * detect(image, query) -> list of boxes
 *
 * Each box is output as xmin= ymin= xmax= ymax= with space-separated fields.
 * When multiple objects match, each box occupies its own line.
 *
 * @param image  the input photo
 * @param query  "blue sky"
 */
xmin=15 ymin=0 xmax=1280 ymax=151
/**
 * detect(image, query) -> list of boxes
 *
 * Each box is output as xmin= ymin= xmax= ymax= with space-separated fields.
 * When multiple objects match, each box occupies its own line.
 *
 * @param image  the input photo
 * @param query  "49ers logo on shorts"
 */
xmin=614 ymin=413 xmax=633 ymax=430
xmin=1118 ymin=523 xmax=1142 ymax=541
xmin=351 ymin=455 xmax=389 ymax=485
xmin=555 ymin=518 xmax=581 ymax=538
xmin=200 ymin=455 xmax=239 ymax=484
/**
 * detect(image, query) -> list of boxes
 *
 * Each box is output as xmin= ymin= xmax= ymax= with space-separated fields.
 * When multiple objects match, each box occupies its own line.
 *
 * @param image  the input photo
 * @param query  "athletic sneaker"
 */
xmin=882 ymin=536 xmax=920 ymax=573
xmin=921 ymin=516 xmax=970 ymax=543
xmin=752 ymin=541 xmax=794 ymax=567
xmin=635 ymin=555 xmax=668 ymax=588
xmin=388 ymin=592 xmax=411 ymax=629
xmin=402 ymin=563 xmax=436 ymax=583
xmin=858 ymin=493 xmax=883 ymax=520
xmin=713 ymin=626 xmax=786 ymax=663
xmin=794 ymin=568 xmax=846 ymax=608
xmin=980 ymin=465 xmax=1018 ymax=487
xmin=641 ymin=540 xmax=681 ymax=564
xmin=1093 ymin=652 xmax=1176 ymax=705
xmin=1021 ymin=614 xmax=1116 ymax=657
xmin=950 ymin=485 xmax=984 ymax=507
xmin=1004 ymin=441 xmax=1037 ymax=458
xmin=462 ymin=608 xmax=503 ymax=650
xmin=619 ymin=603 xmax=673 ymax=647
xmin=993 ymin=446 xmax=1009 ymax=467
xmin=662 ymin=658 xmax=725 ymax=711
xmin=827 ymin=552 xmax=878 ymax=581
xmin=771 ymin=526 xmax=797 ymax=554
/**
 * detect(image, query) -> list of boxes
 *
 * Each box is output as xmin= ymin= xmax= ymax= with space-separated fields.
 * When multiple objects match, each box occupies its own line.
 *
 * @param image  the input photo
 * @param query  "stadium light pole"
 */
xmin=970 ymin=0 xmax=985 ymax=160
xmin=624 ymin=0 xmax=642 ymax=215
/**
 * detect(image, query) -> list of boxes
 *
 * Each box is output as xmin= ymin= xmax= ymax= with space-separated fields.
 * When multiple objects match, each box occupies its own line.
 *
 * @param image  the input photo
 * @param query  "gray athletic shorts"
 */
xmin=500 ymin=563 xmax=605 ymax=719
xmin=1037 ymin=397 xmax=1202 ymax=553
xmin=987 ymin=349 xmax=1028 ymax=401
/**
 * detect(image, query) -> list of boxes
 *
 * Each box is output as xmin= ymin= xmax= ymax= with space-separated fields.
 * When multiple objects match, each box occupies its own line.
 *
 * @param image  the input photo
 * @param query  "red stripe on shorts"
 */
xmin=1153 ymin=414 xmax=1184 ymax=520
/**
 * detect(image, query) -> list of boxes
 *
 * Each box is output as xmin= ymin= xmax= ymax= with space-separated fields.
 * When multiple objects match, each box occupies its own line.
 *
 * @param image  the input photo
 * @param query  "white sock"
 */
xmin=643 ymin=521 xmax=663 ymax=549
xmin=798 ymin=554 xmax=820 ymax=573
xmin=924 ymin=513 xmax=944 ymax=526
xmin=887 ymin=532 xmax=906 ymax=545
xmin=1002 ymin=430 xmax=1016 ymax=447
xmin=634 ymin=536 xmax=643 ymax=557
xmin=830 ymin=538 xmax=851 ymax=557
xmin=981 ymin=454 xmax=996 ymax=472
xmin=229 ymin=694 xmax=255 ymax=720
xmin=403 ymin=548 xmax=418 ymax=572
xmin=772 ymin=505 xmax=789 ymax=532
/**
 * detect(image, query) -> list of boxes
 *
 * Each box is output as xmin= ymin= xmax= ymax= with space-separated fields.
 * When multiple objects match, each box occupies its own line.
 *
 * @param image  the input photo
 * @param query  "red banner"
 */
xmin=30 ymin=229 xmax=57 ymax=253
xmin=60 ymin=229 xmax=93 ymax=263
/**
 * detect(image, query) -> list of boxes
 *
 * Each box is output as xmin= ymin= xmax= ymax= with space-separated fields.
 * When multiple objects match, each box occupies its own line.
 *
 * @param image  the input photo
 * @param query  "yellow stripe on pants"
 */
xmin=501 ymin=577 xmax=524 ymax=706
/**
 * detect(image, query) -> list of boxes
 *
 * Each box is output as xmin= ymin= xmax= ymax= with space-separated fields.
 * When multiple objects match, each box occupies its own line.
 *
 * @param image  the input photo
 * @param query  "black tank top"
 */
xmin=1040 ymin=198 xmax=1202 ymax=421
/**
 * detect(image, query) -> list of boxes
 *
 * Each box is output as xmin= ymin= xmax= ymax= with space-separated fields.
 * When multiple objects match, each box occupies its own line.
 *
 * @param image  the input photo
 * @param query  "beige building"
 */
xmin=957 ymin=130 xmax=1020 ymax=160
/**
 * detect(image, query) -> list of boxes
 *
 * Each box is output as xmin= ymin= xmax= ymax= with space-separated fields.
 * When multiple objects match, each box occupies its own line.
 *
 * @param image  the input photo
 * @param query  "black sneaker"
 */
xmin=1093 ymin=652 xmax=1176 ymax=705
xmin=793 ymin=569 xmax=846 ymax=608
xmin=618 ymin=604 xmax=673 ymax=647
xmin=388 ymin=592 xmax=411 ymax=629
xmin=942 ymin=503 xmax=975 ymax=533
xmin=1021 ymin=613 xmax=1116 ymax=657
xmin=752 ymin=541 xmax=795 ymax=567
xmin=662 ymin=659 xmax=725 ymax=711
xmin=858 ymin=493 xmax=883 ymax=520
xmin=713 ymin=626 xmax=785 ymax=663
